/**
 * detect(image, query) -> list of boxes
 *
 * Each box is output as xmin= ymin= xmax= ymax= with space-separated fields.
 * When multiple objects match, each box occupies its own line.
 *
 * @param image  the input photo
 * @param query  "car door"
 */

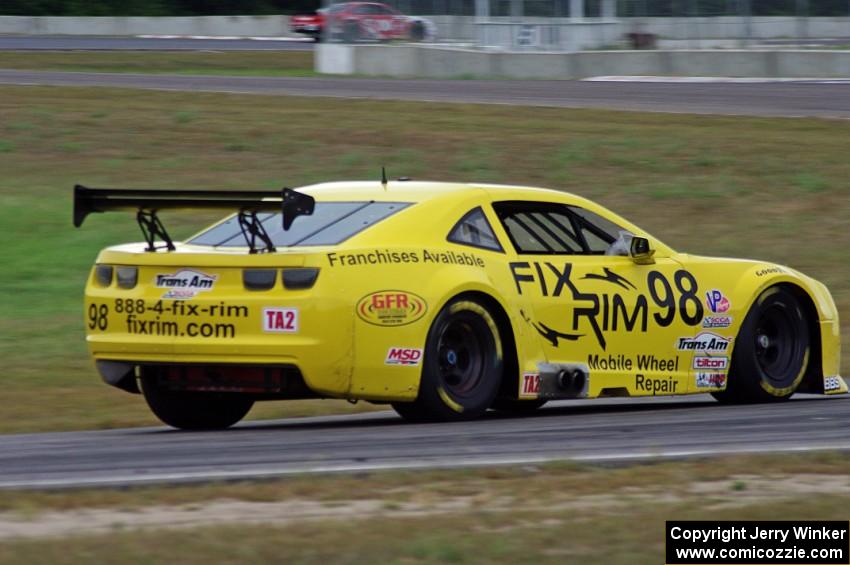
xmin=358 ymin=4 xmax=393 ymax=39
xmin=492 ymin=200 xmax=703 ymax=397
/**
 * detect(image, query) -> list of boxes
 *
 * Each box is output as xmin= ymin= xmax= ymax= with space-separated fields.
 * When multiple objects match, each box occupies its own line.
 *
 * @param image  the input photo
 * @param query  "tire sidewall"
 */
xmin=418 ymin=298 xmax=503 ymax=420
xmin=730 ymin=286 xmax=810 ymax=401
xmin=141 ymin=377 xmax=253 ymax=430
xmin=410 ymin=21 xmax=425 ymax=41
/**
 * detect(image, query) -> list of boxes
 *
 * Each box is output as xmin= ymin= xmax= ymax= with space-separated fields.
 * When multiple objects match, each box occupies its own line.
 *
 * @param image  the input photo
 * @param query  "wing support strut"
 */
xmin=237 ymin=210 xmax=276 ymax=254
xmin=137 ymin=209 xmax=176 ymax=252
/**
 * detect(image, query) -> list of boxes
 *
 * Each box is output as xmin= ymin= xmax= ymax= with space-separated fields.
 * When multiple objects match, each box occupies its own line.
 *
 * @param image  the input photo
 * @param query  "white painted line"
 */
xmin=584 ymin=75 xmax=850 ymax=84
xmin=3 ymin=443 xmax=850 ymax=490
xmin=135 ymin=34 xmax=312 ymax=42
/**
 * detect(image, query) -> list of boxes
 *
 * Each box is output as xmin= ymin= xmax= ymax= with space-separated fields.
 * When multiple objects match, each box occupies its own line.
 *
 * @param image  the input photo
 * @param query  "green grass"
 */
xmin=0 ymin=51 xmax=316 ymax=77
xmin=0 ymin=84 xmax=848 ymax=433
xmin=0 ymin=453 xmax=849 ymax=563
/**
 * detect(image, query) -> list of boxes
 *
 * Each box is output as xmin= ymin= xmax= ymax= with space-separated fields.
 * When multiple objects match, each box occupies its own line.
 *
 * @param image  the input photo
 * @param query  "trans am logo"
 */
xmin=677 ymin=332 xmax=731 ymax=353
xmin=155 ymin=269 xmax=217 ymax=299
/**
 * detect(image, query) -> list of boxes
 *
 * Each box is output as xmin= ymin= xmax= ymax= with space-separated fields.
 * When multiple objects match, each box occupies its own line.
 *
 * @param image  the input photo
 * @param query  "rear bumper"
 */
xmin=91 ymin=349 xmax=353 ymax=398
xmin=96 ymin=360 xmax=318 ymax=399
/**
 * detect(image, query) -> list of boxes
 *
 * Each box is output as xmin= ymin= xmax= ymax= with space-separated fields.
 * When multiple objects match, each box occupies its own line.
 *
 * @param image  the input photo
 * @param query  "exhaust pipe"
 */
xmin=556 ymin=369 xmax=586 ymax=395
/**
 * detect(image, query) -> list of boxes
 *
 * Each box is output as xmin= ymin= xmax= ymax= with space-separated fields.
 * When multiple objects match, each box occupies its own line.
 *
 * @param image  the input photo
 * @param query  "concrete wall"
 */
xmin=476 ymin=21 xmax=621 ymax=51
xmin=0 ymin=15 xmax=847 ymax=43
xmin=630 ymin=16 xmax=850 ymax=40
xmin=0 ymin=15 xmax=296 ymax=37
xmin=317 ymin=43 xmax=850 ymax=79
xmin=427 ymin=16 xmax=850 ymax=42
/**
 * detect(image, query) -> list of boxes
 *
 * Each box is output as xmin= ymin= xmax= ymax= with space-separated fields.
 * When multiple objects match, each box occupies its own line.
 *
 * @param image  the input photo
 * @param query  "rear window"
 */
xmin=189 ymin=201 xmax=410 ymax=248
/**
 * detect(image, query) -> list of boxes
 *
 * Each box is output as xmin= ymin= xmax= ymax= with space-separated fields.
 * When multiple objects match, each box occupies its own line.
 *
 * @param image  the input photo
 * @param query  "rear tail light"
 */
xmin=282 ymin=268 xmax=319 ymax=290
xmin=116 ymin=266 xmax=138 ymax=289
xmin=243 ymin=269 xmax=277 ymax=291
xmin=95 ymin=264 xmax=113 ymax=287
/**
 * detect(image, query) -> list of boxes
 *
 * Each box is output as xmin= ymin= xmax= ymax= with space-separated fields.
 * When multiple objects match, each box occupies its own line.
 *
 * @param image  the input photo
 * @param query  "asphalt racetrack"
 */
xmin=1 ymin=394 xmax=848 ymax=489
xmin=1 ymin=69 xmax=849 ymax=117
xmin=0 ymin=35 xmax=314 ymax=51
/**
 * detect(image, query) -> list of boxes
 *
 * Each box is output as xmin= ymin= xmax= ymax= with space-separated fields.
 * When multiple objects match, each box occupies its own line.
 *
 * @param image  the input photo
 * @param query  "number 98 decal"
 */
xmin=648 ymin=270 xmax=703 ymax=327
xmin=87 ymin=303 xmax=108 ymax=331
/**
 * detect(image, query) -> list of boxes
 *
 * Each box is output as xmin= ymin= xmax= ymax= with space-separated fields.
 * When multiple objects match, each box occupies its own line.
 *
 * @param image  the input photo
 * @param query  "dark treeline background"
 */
xmin=0 ymin=1 xmax=320 ymax=16
xmin=1 ymin=0 xmax=848 ymax=16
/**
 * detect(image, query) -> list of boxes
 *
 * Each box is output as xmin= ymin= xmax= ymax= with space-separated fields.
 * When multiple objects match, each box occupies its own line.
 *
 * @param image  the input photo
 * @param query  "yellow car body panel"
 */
xmin=83 ymin=181 xmax=844 ymax=405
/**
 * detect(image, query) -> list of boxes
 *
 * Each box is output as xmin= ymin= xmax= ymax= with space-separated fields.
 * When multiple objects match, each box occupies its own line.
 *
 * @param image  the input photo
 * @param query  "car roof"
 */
xmin=295 ymin=180 xmax=591 ymax=205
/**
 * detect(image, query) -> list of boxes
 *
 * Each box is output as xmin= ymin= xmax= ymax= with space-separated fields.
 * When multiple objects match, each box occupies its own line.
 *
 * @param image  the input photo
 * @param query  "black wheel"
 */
xmin=393 ymin=297 xmax=503 ymax=422
xmin=712 ymin=286 xmax=810 ymax=404
xmin=410 ymin=21 xmax=426 ymax=41
xmin=141 ymin=378 xmax=254 ymax=430
xmin=491 ymin=398 xmax=547 ymax=413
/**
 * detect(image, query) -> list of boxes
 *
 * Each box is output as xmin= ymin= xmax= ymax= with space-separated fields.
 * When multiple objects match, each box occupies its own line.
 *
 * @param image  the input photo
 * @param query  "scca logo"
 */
xmin=357 ymin=291 xmax=427 ymax=327
xmin=385 ymin=347 xmax=423 ymax=366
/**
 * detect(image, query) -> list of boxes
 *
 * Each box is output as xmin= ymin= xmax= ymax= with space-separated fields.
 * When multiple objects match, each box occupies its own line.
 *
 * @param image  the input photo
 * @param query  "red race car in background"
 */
xmin=291 ymin=2 xmax=435 ymax=42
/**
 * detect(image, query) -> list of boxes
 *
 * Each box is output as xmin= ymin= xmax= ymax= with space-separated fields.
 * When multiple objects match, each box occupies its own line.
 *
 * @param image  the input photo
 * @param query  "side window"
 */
xmin=568 ymin=206 xmax=628 ymax=254
xmin=447 ymin=207 xmax=503 ymax=252
xmin=493 ymin=201 xmax=622 ymax=255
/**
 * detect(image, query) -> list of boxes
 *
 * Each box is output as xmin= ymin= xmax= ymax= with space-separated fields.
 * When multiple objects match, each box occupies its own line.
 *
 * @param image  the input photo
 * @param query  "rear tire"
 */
xmin=410 ymin=21 xmax=426 ymax=41
xmin=343 ymin=21 xmax=361 ymax=43
xmin=141 ymin=378 xmax=254 ymax=430
xmin=712 ymin=286 xmax=810 ymax=404
xmin=393 ymin=297 xmax=503 ymax=422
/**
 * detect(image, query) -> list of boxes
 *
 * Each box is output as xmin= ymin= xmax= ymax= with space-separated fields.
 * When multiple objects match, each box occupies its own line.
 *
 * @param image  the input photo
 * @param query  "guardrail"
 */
xmin=317 ymin=44 xmax=850 ymax=79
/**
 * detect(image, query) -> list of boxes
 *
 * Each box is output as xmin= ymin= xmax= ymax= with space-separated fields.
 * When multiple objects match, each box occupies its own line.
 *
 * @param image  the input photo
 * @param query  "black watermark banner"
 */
xmin=666 ymin=521 xmax=849 ymax=564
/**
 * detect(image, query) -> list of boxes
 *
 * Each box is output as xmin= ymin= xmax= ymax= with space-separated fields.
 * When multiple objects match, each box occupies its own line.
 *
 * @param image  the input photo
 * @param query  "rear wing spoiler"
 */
xmin=72 ymin=184 xmax=315 ymax=253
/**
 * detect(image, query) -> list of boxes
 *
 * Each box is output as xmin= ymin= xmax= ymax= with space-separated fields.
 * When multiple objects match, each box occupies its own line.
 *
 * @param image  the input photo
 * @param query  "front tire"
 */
xmin=393 ymin=297 xmax=503 ymax=422
xmin=141 ymin=378 xmax=254 ymax=430
xmin=713 ymin=286 xmax=810 ymax=404
xmin=343 ymin=21 xmax=361 ymax=43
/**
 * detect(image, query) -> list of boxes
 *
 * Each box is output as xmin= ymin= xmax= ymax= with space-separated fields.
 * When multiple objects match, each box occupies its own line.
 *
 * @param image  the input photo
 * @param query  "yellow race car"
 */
xmin=74 ymin=178 xmax=845 ymax=429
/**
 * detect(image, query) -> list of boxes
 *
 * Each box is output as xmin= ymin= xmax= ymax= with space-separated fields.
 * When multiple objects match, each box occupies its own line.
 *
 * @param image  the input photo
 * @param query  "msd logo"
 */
xmin=385 ymin=347 xmax=423 ymax=366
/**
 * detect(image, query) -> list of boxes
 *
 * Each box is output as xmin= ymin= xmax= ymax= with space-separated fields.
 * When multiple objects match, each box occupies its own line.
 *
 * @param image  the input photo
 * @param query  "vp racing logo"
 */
xmin=155 ymin=269 xmax=217 ymax=299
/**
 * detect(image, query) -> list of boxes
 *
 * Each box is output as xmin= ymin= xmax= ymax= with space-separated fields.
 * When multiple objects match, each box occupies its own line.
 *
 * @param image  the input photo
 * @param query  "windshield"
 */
xmin=189 ymin=201 xmax=410 ymax=248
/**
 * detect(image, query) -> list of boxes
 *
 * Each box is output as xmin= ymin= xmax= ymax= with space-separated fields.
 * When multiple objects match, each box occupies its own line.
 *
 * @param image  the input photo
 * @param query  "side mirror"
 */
xmin=630 ymin=236 xmax=656 ymax=265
